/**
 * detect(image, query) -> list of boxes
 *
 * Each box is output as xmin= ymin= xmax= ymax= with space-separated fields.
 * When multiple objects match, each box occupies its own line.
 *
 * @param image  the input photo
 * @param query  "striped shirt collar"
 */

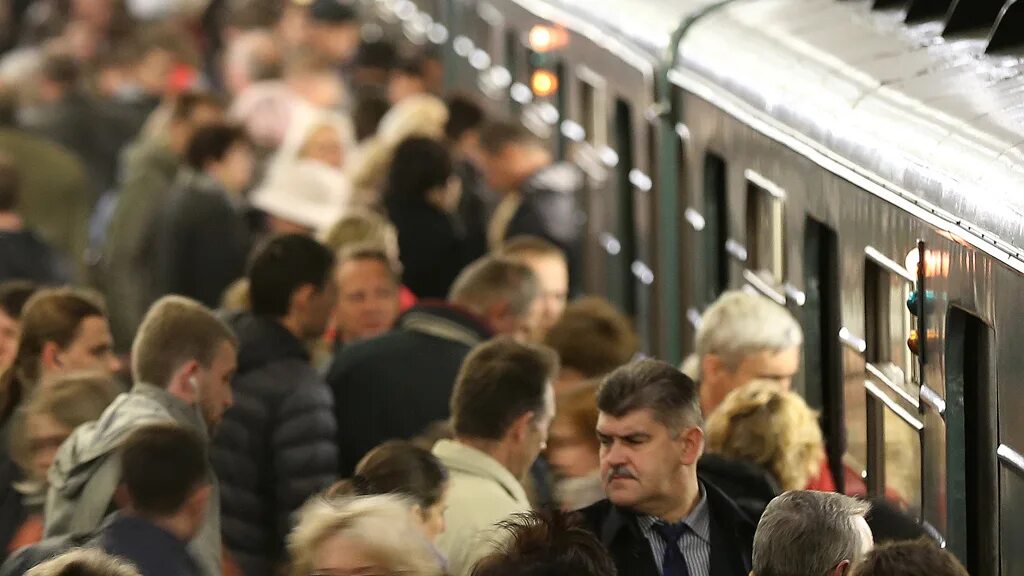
xmin=637 ymin=483 xmax=711 ymax=545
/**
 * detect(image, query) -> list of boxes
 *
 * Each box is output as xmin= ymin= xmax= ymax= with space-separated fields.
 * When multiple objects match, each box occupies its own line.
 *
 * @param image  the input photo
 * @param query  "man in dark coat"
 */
xmin=0 ymin=155 xmax=68 ymax=283
xmin=152 ymin=123 xmax=255 ymax=309
xmin=579 ymin=360 xmax=755 ymax=576
xmin=212 ymin=234 xmax=339 ymax=576
xmin=477 ymin=120 xmax=585 ymax=293
xmin=2 ymin=424 xmax=211 ymax=576
xmin=327 ymin=255 xmax=539 ymax=476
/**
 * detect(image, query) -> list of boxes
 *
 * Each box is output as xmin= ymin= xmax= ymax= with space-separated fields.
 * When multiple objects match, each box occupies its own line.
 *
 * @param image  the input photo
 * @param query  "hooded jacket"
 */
xmin=211 ymin=313 xmax=337 ymax=576
xmin=42 ymin=384 xmax=221 ymax=576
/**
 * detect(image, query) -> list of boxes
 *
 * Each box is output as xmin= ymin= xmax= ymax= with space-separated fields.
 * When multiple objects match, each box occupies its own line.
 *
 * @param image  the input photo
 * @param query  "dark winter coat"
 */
xmin=507 ymin=163 xmax=585 ymax=293
xmin=212 ymin=313 xmax=338 ymax=576
xmin=0 ymin=229 xmax=68 ymax=284
xmin=327 ymin=303 xmax=492 ymax=476
xmin=152 ymin=171 xmax=251 ymax=308
xmin=386 ymin=195 xmax=475 ymax=300
xmin=577 ymin=481 xmax=755 ymax=576
xmin=697 ymin=454 xmax=780 ymax=523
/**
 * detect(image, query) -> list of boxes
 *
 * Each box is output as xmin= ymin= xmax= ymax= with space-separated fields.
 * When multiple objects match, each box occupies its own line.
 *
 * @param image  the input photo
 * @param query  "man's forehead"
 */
xmin=597 ymin=409 xmax=660 ymax=433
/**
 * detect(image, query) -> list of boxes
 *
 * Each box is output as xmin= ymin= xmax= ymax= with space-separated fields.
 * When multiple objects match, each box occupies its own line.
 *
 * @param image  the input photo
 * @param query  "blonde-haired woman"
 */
xmin=289 ymin=494 xmax=443 ymax=576
xmin=705 ymin=380 xmax=826 ymax=493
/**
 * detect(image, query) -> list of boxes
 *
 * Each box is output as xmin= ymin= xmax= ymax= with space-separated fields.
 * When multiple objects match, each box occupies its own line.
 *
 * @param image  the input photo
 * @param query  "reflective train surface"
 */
xmin=362 ymin=0 xmax=1024 ymax=573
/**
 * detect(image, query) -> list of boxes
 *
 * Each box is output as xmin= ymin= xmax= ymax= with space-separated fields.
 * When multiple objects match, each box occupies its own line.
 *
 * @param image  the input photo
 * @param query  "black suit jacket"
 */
xmin=577 ymin=481 xmax=755 ymax=576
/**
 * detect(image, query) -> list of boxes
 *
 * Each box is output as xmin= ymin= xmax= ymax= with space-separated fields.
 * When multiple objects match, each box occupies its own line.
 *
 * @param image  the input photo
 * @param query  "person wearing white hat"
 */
xmin=250 ymin=159 xmax=351 ymax=236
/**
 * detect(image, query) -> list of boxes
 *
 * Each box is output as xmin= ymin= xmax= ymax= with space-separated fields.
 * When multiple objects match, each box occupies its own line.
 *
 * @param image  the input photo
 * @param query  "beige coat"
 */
xmin=432 ymin=440 xmax=531 ymax=576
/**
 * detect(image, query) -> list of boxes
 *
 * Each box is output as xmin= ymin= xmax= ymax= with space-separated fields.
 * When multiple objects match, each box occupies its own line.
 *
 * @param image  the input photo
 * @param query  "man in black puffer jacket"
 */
xmin=212 ymin=235 xmax=339 ymax=576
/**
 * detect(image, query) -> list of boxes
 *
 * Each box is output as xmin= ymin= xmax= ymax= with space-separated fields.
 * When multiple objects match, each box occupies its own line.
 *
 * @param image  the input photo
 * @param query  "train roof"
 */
xmin=674 ymin=0 xmax=1024 ymax=267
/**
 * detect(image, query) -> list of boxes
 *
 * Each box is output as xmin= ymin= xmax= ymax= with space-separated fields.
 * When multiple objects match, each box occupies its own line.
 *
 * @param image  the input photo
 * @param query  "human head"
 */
xmin=120 ymin=424 xmax=211 ymax=540
xmin=332 ymin=244 xmax=400 ymax=344
xmin=333 ymin=440 xmax=449 ymax=542
xmin=448 ymin=256 xmax=539 ymax=341
xmin=308 ymin=0 xmax=360 ymax=65
xmin=248 ymin=234 xmax=337 ymax=340
xmin=706 ymin=380 xmax=825 ymax=491
xmin=386 ymin=136 xmax=459 ymax=213
xmin=752 ymin=491 xmax=873 ymax=576
xmin=0 ymin=153 xmax=19 ymax=214
xmin=695 ymin=290 xmax=803 ymax=414
xmin=0 ymin=281 xmax=37 ymax=373
xmin=547 ymin=382 xmax=600 ymax=479
xmin=472 ymin=510 xmax=617 ymax=576
xmin=25 ymin=549 xmax=140 ymax=576
xmin=289 ymin=495 xmax=443 ymax=576
xmin=544 ymin=297 xmax=638 ymax=392
xmin=450 ymin=337 xmax=558 ymax=480
xmin=445 ymin=94 xmax=485 ymax=163
xmin=36 ymin=53 xmax=79 ymax=103
xmin=353 ymin=40 xmax=397 ymax=93
xmin=11 ymin=371 xmax=119 ymax=483
xmin=167 ymin=90 xmax=225 ymax=156
xmin=13 ymin=288 xmax=119 ymax=391
xmin=388 ymin=56 xmax=427 ymax=105
xmin=478 ymin=120 xmax=551 ymax=193
xmin=851 ymin=539 xmax=967 ymax=576
xmin=185 ymin=122 xmax=254 ymax=196
xmin=595 ymin=359 xmax=704 ymax=519
xmin=222 ymin=29 xmax=282 ymax=98
xmin=498 ymin=236 xmax=569 ymax=341
xmin=131 ymin=296 xmax=237 ymax=432
xmin=352 ymin=92 xmax=391 ymax=142
xmin=250 ymin=163 xmax=349 ymax=235
xmin=322 ymin=210 xmax=400 ymax=265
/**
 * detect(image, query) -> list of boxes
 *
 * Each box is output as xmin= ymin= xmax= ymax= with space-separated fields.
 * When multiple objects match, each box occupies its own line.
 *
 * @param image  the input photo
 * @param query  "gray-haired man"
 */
xmin=752 ymin=491 xmax=874 ymax=576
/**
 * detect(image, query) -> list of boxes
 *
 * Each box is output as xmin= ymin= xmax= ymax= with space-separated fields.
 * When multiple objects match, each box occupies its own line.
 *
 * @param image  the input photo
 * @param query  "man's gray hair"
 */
xmin=26 ymin=549 xmax=141 ymax=576
xmin=696 ymin=291 xmax=803 ymax=371
xmin=753 ymin=491 xmax=871 ymax=576
xmin=448 ymin=256 xmax=538 ymax=319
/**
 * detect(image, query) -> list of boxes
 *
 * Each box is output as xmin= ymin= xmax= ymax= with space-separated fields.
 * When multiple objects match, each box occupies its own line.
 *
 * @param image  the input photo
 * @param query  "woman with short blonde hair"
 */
xmin=288 ymin=495 xmax=443 ymax=576
xmin=705 ymin=380 xmax=825 ymax=491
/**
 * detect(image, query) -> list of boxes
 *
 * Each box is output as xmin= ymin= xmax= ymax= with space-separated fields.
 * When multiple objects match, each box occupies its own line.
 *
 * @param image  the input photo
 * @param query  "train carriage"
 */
xmin=365 ymin=0 xmax=1024 ymax=573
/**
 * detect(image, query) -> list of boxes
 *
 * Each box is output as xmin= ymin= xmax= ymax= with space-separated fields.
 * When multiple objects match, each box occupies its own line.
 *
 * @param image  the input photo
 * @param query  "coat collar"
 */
xmin=432 ymin=440 xmax=529 ymax=505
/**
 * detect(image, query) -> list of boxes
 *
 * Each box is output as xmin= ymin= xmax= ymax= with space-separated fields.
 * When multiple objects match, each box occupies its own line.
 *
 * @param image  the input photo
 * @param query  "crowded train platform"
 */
xmin=0 ymin=0 xmax=1012 ymax=574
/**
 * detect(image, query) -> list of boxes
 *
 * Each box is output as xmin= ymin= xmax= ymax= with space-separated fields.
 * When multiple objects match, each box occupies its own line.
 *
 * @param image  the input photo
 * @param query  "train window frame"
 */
xmin=574 ymin=66 xmax=607 ymax=148
xmin=744 ymin=170 xmax=785 ymax=286
xmin=863 ymin=250 xmax=919 ymax=400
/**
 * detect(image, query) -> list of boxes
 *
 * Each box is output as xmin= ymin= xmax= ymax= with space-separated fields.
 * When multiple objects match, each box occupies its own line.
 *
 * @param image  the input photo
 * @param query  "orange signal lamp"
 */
xmin=907 ymin=329 xmax=939 ymax=356
xmin=531 ymin=69 xmax=558 ymax=97
xmin=528 ymin=25 xmax=567 ymax=52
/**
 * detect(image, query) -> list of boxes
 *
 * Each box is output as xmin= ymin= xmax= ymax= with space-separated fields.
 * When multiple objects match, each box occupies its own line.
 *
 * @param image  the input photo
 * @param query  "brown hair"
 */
xmin=597 ymin=359 xmax=702 ymax=433
xmin=544 ymin=297 xmax=637 ymax=378
xmin=451 ymin=337 xmax=558 ymax=440
xmin=329 ymin=440 xmax=448 ymax=510
xmin=2 ymin=289 xmax=106 ymax=419
xmin=851 ymin=539 xmax=968 ymax=576
xmin=131 ymin=296 xmax=236 ymax=389
xmin=10 ymin=371 xmax=120 ymax=480
xmin=554 ymin=382 xmax=600 ymax=451
xmin=472 ymin=510 xmax=616 ymax=576
xmin=706 ymin=380 xmax=824 ymax=491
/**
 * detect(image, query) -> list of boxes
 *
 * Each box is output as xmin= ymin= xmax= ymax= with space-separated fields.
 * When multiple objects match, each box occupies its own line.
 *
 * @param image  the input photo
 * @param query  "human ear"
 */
xmin=680 ymin=426 xmax=705 ymax=466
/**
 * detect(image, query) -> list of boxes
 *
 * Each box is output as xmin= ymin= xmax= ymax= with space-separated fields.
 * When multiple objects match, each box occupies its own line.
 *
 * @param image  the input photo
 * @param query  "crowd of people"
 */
xmin=0 ymin=0 xmax=973 ymax=575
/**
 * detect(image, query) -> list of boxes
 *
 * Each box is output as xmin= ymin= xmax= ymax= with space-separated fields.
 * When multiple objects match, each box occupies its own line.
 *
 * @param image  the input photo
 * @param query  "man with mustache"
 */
xmin=578 ymin=359 xmax=755 ymax=576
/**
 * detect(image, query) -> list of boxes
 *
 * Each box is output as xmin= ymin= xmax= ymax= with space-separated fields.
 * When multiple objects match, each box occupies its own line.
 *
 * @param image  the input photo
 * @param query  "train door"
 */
xmin=700 ymin=152 xmax=729 ymax=308
xmin=611 ymin=98 xmax=637 ymax=318
xmin=803 ymin=219 xmax=845 ymax=490
xmin=945 ymin=309 xmax=998 ymax=576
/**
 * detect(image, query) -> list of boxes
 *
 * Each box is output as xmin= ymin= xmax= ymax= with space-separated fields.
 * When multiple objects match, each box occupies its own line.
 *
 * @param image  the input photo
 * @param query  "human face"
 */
xmin=26 ymin=412 xmax=72 ymax=481
xmin=0 ymin=308 xmax=19 ymax=373
xmin=303 ymin=276 xmax=339 ymax=339
xmin=333 ymin=259 xmax=400 ymax=343
xmin=521 ymin=254 xmax=568 ymax=340
xmin=596 ymin=409 xmax=698 ymax=516
xmin=214 ymin=142 xmax=255 ymax=196
xmin=701 ymin=346 xmax=801 ymax=414
xmin=546 ymin=416 xmax=599 ymax=479
xmin=481 ymin=146 xmax=519 ymax=193
xmin=49 ymin=316 xmax=121 ymax=381
xmin=311 ymin=532 xmax=386 ymax=576
xmin=312 ymin=22 xmax=360 ymax=64
xmin=417 ymin=485 xmax=448 ymax=543
xmin=302 ymin=125 xmax=345 ymax=169
xmin=387 ymin=73 xmax=426 ymax=105
xmin=196 ymin=341 xmax=237 ymax=432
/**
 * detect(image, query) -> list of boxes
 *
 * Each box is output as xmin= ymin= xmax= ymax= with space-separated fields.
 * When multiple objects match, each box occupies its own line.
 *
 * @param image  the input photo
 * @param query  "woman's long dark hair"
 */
xmin=384 ymin=137 xmax=453 ymax=203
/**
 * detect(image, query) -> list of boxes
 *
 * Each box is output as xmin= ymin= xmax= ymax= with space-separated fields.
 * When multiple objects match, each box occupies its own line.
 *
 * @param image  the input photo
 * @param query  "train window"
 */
xmin=745 ymin=172 xmax=785 ymax=285
xmin=864 ymin=255 xmax=917 ymax=397
xmin=803 ymin=219 xmax=845 ymax=491
xmin=702 ymin=152 xmax=728 ymax=305
xmin=946 ymin=308 xmax=998 ymax=575
xmin=882 ymin=410 xmax=922 ymax=516
xmin=579 ymin=80 xmax=596 ymax=145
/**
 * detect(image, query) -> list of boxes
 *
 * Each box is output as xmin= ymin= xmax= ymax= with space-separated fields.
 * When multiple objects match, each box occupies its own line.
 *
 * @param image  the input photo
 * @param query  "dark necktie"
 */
xmin=652 ymin=522 xmax=691 ymax=576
